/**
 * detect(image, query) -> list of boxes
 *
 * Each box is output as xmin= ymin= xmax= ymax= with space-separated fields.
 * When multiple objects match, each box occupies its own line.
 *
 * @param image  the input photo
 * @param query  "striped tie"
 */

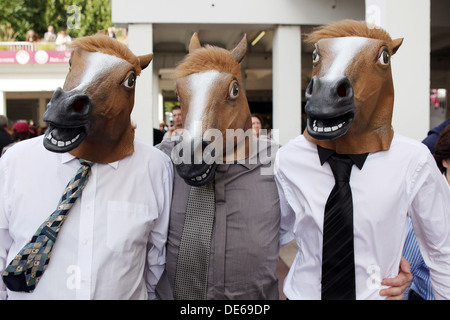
xmin=2 ymin=159 xmax=93 ymax=293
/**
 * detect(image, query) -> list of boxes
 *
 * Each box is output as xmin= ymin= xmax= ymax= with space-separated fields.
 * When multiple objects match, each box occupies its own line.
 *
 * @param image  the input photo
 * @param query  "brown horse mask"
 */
xmin=303 ymin=20 xmax=403 ymax=154
xmin=172 ymin=33 xmax=253 ymax=186
xmin=43 ymin=34 xmax=153 ymax=163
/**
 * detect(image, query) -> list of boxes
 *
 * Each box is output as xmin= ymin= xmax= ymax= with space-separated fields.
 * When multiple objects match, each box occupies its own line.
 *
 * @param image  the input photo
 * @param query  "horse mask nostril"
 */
xmin=72 ymin=99 xmax=85 ymax=112
xmin=306 ymin=76 xmax=317 ymax=97
xmin=335 ymin=77 xmax=353 ymax=99
xmin=337 ymin=84 xmax=347 ymax=98
xmin=307 ymin=83 xmax=313 ymax=95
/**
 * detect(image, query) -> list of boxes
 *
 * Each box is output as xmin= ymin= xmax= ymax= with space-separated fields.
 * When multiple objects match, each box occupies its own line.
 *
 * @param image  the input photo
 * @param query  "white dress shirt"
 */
xmin=274 ymin=133 xmax=450 ymax=300
xmin=0 ymin=135 xmax=173 ymax=300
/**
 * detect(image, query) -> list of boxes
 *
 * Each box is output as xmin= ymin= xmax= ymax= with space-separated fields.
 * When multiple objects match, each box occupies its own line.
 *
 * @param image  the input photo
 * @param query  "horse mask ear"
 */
xmin=189 ymin=32 xmax=202 ymax=53
xmin=138 ymin=53 xmax=153 ymax=71
xmin=391 ymin=38 xmax=403 ymax=55
xmin=230 ymin=34 xmax=247 ymax=63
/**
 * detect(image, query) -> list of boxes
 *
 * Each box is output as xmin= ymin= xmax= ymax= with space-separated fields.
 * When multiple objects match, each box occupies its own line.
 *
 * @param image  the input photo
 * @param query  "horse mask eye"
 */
xmin=312 ymin=49 xmax=320 ymax=63
xmin=122 ymin=73 xmax=136 ymax=88
xmin=229 ymin=81 xmax=239 ymax=99
xmin=377 ymin=49 xmax=390 ymax=65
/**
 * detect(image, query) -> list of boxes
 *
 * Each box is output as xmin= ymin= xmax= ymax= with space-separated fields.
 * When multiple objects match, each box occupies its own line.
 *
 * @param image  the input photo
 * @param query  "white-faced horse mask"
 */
xmin=304 ymin=20 xmax=403 ymax=154
xmin=171 ymin=33 xmax=253 ymax=186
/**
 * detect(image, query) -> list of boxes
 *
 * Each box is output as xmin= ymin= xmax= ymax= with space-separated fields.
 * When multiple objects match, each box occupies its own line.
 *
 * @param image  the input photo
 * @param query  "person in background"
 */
xmin=159 ymin=120 xmax=167 ymax=132
xmin=163 ymin=106 xmax=183 ymax=140
xmin=153 ymin=130 xmax=164 ymax=145
xmin=25 ymin=29 xmax=39 ymax=42
xmin=422 ymin=118 xmax=450 ymax=154
xmin=107 ymin=27 xmax=116 ymax=39
xmin=434 ymin=124 xmax=450 ymax=185
xmin=251 ymin=113 xmax=264 ymax=138
xmin=44 ymin=26 xmax=56 ymax=42
xmin=29 ymin=125 xmax=37 ymax=138
xmin=0 ymin=116 xmax=13 ymax=157
xmin=56 ymin=29 xmax=71 ymax=51
xmin=150 ymin=121 xmax=166 ymax=146
xmin=1 ymin=121 xmax=32 ymax=156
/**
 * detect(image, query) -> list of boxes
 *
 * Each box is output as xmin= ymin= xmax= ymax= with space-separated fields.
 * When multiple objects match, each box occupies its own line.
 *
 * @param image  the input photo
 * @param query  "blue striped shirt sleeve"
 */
xmin=402 ymin=218 xmax=434 ymax=300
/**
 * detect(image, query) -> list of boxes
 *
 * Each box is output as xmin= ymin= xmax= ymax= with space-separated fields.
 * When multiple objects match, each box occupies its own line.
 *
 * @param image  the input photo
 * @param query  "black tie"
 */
xmin=321 ymin=153 xmax=356 ymax=300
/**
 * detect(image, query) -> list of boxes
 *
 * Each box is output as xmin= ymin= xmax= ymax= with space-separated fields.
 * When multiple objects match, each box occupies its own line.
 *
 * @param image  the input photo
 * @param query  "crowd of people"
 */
xmin=22 ymin=25 xmax=121 ymax=51
xmin=24 ymin=26 xmax=72 ymax=51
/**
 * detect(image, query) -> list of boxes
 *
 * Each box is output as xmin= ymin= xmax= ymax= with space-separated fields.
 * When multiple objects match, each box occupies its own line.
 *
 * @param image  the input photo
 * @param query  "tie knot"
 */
xmin=78 ymin=158 xmax=93 ymax=168
xmin=328 ymin=155 xmax=353 ymax=182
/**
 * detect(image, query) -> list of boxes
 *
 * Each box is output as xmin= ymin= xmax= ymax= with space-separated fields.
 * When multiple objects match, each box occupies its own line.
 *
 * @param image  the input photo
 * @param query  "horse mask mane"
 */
xmin=43 ymin=34 xmax=153 ymax=163
xmin=303 ymin=20 xmax=403 ymax=154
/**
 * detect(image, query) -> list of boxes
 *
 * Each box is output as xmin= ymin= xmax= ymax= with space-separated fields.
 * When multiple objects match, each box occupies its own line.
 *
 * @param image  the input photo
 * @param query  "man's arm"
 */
xmin=145 ymin=154 xmax=174 ymax=299
xmin=274 ymin=154 xmax=296 ymax=247
xmin=380 ymin=257 xmax=413 ymax=300
xmin=408 ymin=152 xmax=450 ymax=299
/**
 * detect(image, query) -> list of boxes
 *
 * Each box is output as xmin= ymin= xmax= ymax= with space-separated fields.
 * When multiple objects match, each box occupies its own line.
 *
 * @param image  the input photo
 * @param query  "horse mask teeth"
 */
xmin=307 ymin=110 xmax=355 ymax=140
xmin=43 ymin=125 xmax=89 ymax=153
xmin=179 ymin=163 xmax=217 ymax=187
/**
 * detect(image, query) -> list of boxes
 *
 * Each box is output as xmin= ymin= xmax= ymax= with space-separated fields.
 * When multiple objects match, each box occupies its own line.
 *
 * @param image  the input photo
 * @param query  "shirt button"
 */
xmin=82 ymin=239 xmax=88 ymax=245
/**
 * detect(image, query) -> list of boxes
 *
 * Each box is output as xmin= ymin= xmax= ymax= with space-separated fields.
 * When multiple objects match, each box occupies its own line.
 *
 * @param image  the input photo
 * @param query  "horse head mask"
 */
xmin=172 ymin=33 xmax=252 ymax=186
xmin=43 ymin=34 xmax=153 ymax=163
xmin=304 ymin=20 xmax=403 ymax=154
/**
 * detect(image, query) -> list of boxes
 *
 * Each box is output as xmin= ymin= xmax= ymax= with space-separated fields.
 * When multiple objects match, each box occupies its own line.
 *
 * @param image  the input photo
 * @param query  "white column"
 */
xmin=152 ymin=70 xmax=160 ymax=128
xmin=127 ymin=23 xmax=154 ymax=145
xmin=0 ymin=91 xmax=5 ymax=115
xmin=366 ymin=0 xmax=430 ymax=141
xmin=272 ymin=25 xmax=302 ymax=145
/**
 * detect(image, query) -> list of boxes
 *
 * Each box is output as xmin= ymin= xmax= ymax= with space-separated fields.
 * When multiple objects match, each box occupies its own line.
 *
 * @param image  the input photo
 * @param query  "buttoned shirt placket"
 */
xmin=75 ymin=162 xmax=96 ymax=300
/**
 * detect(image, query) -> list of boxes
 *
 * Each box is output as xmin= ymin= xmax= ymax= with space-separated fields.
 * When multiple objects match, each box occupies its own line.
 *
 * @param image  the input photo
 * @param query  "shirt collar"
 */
xmin=60 ymin=153 xmax=119 ymax=169
xmin=317 ymin=145 xmax=369 ymax=170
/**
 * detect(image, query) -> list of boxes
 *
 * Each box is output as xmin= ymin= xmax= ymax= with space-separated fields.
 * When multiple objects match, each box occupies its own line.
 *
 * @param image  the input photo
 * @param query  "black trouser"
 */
xmin=408 ymin=289 xmax=424 ymax=300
